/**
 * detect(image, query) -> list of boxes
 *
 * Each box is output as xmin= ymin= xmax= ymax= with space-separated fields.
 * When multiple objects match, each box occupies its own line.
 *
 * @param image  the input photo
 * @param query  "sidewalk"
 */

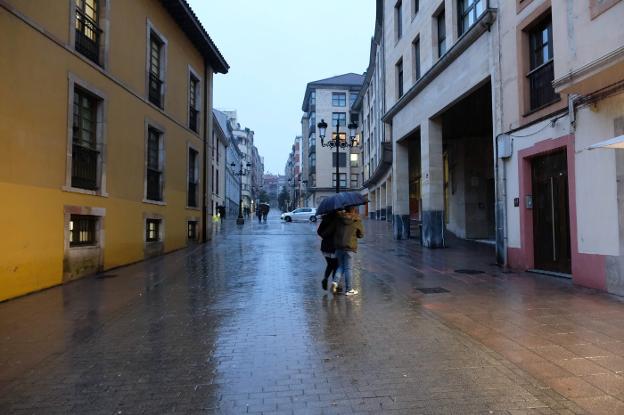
xmin=361 ymin=219 xmax=624 ymax=414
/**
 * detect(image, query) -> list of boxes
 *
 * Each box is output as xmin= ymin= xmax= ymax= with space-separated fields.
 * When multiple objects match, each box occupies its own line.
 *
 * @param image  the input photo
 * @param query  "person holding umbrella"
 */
xmin=316 ymin=192 xmax=366 ymax=296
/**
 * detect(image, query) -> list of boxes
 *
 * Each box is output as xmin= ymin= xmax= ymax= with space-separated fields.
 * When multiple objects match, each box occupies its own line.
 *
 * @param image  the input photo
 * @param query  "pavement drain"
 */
xmin=416 ymin=287 xmax=450 ymax=294
xmin=95 ymin=274 xmax=118 ymax=279
xmin=454 ymin=269 xmax=485 ymax=275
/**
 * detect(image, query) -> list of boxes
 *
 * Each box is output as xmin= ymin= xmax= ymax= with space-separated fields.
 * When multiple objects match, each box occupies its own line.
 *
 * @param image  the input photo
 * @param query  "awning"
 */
xmin=588 ymin=135 xmax=624 ymax=150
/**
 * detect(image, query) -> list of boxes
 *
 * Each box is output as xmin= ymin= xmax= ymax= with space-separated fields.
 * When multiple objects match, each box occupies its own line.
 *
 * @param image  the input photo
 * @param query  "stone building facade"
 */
xmin=0 ymin=0 xmax=228 ymax=301
xmin=300 ymin=74 xmax=364 ymax=208
xmin=360 ymin=0 xmax=624 ymax=295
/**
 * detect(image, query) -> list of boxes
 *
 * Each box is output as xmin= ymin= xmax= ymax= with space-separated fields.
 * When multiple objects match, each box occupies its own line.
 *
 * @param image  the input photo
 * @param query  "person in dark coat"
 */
xmin=317 ymin=212 xmax=338 ymax=291
xmin=261 ymin=205 xmax=270 ymax=222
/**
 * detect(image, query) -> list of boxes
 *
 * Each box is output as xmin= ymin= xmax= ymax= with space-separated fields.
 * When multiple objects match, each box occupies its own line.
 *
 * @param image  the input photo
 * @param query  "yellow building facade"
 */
xmin=0 ymin=0 xmax=228 ymax=301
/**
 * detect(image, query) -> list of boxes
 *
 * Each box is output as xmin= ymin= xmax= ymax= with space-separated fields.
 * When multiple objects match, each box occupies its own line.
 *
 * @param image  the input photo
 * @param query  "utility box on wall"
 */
xmin=497 ymin=134 xmax=512 ymax=159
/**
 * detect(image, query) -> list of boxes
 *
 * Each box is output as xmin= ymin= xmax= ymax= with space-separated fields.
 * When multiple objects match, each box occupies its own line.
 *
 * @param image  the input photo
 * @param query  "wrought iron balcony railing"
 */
xmin=187 ymin=182 xmax=197 ymax=207
xmin=189 ymin=107 xmax=199 ymax=133
xmin=146 ymin=169 xmax=162 ymax=201
xmin=528 ymin=60 xmax=559 ymax=111
xmin=149 ymin=73 xmax=163 ymax=108
xmin=75 ymin=9 xmax=101 ymax=65
xmin=71 ymin=144 xmax=99 ymax=190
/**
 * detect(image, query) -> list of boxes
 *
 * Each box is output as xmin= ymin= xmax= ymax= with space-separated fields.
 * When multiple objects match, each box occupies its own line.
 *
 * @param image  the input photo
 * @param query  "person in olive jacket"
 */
xmin=331 ymin=206 xmax=364 ymax=296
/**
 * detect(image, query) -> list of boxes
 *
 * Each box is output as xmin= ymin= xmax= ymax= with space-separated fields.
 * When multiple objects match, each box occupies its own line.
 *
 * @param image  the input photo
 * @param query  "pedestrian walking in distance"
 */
xmin=332 ymin=206 xmax=364 ymax=296
xmin=317 ymin=212 xmax=338 ymax=291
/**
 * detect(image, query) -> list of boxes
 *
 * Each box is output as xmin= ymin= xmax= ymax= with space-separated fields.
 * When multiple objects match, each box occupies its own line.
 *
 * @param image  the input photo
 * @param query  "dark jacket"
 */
xmin=317 ymin=213 xmax=337 ymax=253
xmin=334 ymin=211 xmax=364 ymax=252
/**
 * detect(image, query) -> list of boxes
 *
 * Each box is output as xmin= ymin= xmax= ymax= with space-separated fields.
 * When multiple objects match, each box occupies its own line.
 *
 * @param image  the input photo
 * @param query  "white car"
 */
xmin=281 ymin=207 xmax=317 ymax=223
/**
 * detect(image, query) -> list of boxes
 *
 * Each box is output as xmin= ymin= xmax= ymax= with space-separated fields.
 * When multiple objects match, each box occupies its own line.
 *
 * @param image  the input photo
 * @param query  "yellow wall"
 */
xmin=0 ymin=1 xmax=213 ymax=301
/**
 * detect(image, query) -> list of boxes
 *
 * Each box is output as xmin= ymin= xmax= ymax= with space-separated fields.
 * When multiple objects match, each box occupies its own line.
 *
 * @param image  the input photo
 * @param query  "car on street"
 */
xmin=281 ymin=207 xmax=317 ymax=223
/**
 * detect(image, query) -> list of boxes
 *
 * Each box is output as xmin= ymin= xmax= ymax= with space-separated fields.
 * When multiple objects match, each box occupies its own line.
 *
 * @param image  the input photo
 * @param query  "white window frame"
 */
xmin=143 ymin=119 xmax=166 ymax=205
xmin=64 ymin=73 xmax=108 ymax=197
xmin=145 ymin=20 xmax=168 ymax=109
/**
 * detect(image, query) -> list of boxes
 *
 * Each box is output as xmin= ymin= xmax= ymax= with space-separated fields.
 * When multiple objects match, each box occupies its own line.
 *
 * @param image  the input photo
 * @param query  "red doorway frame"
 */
xmin=508 ymin=134 xmax=606 ymax=290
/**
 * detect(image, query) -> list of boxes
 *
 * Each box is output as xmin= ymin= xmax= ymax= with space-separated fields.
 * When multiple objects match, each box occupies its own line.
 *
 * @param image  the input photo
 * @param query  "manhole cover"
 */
xmin=454 ymin=269 xmax=484 ymax=275
xmin=416 ymin=287 xmax=449 ymax=294
xmin=96 ymin=274 xmax=117 ymax=279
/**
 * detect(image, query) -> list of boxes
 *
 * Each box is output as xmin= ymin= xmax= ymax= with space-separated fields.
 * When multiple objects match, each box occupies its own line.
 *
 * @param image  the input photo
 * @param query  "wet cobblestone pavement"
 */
xmin=1 ymin=215 xmax=624 ymax=414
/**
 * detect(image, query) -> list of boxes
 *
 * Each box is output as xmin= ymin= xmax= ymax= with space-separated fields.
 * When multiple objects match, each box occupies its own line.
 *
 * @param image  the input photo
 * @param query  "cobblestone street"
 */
xmin=1 ymin=216 xmax=624 ymax=414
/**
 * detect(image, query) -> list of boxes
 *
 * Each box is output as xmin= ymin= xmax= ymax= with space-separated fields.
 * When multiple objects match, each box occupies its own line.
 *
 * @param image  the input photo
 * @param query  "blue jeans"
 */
xmin=334 ymin=249 xmax=354 ymax=292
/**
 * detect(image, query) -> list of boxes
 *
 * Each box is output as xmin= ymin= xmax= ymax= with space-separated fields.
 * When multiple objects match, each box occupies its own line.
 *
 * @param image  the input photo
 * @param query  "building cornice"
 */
xmin=552 ymin=45 xmax=624 ymax=93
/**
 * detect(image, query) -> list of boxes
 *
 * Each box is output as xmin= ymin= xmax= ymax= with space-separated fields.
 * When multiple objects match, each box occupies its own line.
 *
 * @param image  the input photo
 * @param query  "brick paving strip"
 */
xmin=0 ymin=218 xmax=622 ymax=414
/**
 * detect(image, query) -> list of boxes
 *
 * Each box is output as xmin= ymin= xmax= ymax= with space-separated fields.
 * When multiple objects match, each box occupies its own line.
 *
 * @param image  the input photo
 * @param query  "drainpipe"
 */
xmin=201 ymin=60 xmax=209 ymax=243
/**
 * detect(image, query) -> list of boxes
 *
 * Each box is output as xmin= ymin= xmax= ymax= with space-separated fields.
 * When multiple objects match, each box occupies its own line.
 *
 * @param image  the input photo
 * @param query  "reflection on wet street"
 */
xmin=1 ymin=215 xmax=624 ymax=414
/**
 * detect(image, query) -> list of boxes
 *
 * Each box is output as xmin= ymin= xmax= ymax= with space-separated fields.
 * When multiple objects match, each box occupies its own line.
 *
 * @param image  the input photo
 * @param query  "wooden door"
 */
xmin=531 ymin=150 xmax=571 ymax=274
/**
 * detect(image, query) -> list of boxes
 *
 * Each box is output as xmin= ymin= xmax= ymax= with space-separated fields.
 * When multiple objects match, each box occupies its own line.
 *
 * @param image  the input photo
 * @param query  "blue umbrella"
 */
xmin=316 ymin=192 xmax=367 ymax=216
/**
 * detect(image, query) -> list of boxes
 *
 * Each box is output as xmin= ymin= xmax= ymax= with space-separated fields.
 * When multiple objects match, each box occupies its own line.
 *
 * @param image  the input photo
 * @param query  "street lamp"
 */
xmin=317 ymin=118 xmax=358 ymax=193
xmin=231 ymin=161 xmax=251 ymax=225
xmin=301 ymin=179 xmax=308 ymax=207
xmin=287 ymin=178 xmax=297 ymax=211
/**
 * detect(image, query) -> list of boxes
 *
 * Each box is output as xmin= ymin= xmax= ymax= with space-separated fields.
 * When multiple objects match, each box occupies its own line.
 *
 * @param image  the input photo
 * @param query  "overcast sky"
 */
xmin=189 ymin=0 xmax=376 ymax=175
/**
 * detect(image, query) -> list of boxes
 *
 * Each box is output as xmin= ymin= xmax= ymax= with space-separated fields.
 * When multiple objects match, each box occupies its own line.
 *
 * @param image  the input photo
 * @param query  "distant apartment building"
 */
xmin=284 ymin=136 xmax=303 ymax=209
xmin=223 ymin=120 xmax=243 ymax=217
xmin=222 ymin=110 xmax=264 ymax=215
xmin=0 ymin=0 xmax=228 ymax=301
xmin=212 ymin=109 xmax=229 ymax=216
xmin=300 ymin=74 xmax=364 ymax=208
xmin=263 ymin=174 xmax=283 ymax=208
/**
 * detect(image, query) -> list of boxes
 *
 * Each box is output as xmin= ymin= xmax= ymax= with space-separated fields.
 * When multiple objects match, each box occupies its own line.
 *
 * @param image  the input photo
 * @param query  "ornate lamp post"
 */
xmin=317 ymin=118 xmax=358 ymax=193
xmin=231 ymin=161 xmax=251 ymax=225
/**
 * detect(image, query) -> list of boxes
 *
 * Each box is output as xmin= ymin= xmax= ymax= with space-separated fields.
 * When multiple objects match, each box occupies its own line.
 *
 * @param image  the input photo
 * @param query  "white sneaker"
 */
xmin=345 ymin=289 xmax=359 ymax=296
xmin=331 ymin=282 xmax=338 ymax=294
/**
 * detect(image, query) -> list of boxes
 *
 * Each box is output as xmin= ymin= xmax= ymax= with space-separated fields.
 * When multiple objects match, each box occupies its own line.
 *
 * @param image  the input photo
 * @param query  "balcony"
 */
xmin=149 ymin=73 xmax=163 ymax=108
xmin=71 ymin=144 xmax=98 ymax=190
xmin=146 ymin=169 xmax=162 ymax=201
xmin=189 ymin=107 xmax=199 ymax=132
xmin=363 ymin=142 xmax=392 ymax=188
xmin=75 ymin=9 xmax=101 ymax=65
xmin=528 ymin=60 xmax=559 ymax=111
xmin=187 ymin=182 xmax=197 ymax=207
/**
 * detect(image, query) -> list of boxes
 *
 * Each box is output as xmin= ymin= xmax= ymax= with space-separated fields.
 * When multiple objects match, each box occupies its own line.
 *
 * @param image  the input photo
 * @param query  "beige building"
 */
xmin=301 ymin=74 xmax=364 ymax=208
xmin=353 ymin=1 xmax=392 ymax=221
xmin=371 ymin=0 xmax=624 ymax=295
xmin=382 ymin=0 xmax=498 ymax=245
